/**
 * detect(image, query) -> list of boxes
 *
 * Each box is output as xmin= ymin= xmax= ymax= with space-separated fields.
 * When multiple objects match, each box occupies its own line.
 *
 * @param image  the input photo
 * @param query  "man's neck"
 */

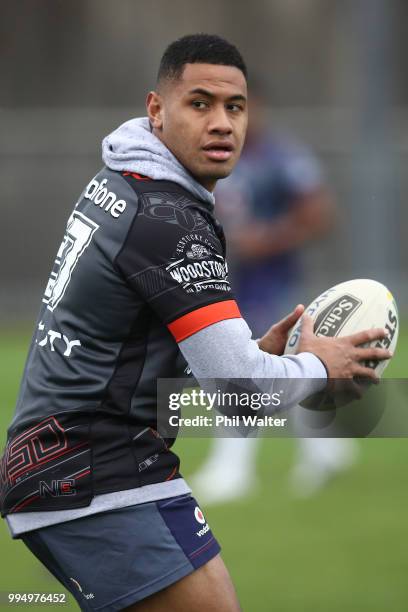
xmin=151 ymin=126 xmax=215 ymax=193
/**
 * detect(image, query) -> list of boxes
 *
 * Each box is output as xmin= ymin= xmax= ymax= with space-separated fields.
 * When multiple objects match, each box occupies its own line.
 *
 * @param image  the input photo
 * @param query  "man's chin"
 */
xmin=201 ymin=165 xmax=234 ymax=182
xmin=213 ymin=169 xmax=233 ymax=180
xmin=188 ymin=161 xmax=236 ymax=191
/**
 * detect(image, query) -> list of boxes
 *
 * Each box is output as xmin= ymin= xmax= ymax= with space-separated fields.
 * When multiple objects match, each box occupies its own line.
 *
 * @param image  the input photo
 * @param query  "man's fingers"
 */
xmin=352 ymin=365 xmax=380 ymax=382
xmin=277 ymin=304 xmax=305 ymax=332
xmin=292 ymin=303 xmax=305 ymax=320
xmin=354 ymin=347 xmax=393 ymax=361
xmin=348 ymin=327 xmax=387 ymax=346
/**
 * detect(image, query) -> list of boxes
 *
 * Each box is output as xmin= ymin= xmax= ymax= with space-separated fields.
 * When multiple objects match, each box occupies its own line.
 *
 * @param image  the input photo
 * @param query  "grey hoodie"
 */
xmin=102 ymin=116 xmax=215 ymax=206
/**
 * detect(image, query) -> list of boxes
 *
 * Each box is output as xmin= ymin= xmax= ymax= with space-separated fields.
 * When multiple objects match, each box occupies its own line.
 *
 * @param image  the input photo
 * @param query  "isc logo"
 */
xmin=39 ymin=479 xmax=76 ymax=497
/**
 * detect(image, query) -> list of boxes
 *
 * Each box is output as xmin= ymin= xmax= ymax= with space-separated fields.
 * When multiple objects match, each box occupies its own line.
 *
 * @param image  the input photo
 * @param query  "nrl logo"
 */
xmin=186 ymin=244 xmax=211 ymax=260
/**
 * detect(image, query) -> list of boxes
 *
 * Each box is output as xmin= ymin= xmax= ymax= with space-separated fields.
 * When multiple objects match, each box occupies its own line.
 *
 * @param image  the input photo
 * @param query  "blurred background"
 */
xmin=1 ymin=0 xmax=407 ymax=610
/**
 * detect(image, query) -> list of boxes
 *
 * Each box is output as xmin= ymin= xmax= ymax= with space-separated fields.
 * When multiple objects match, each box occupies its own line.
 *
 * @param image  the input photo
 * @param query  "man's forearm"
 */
xmin=179 ymin=317 xmax=327 ymax=411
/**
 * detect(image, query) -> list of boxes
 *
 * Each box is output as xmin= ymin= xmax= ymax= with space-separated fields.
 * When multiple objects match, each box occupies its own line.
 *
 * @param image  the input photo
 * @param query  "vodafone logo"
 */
xmin=194 ymin=506 xmax=206 ymax=525
xmin=194 ymin=506 xmax=210 ymax=537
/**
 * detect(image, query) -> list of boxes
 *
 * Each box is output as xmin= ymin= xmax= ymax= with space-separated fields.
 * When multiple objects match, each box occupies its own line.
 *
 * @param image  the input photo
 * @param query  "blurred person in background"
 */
xmin=191 ymin=80 xmax=357 ymax=503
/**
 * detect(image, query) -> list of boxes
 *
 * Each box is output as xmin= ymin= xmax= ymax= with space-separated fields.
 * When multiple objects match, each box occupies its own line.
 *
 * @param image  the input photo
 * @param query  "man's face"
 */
xmin=147 ymin=63 xmax=248 ymax=191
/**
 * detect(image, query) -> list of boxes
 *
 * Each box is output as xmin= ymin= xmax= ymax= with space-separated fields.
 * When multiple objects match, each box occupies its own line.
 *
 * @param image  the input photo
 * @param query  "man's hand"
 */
xmin=298 ymin=314 xmax=393 ymax=381
xmin=257 ymin=304 xmax=305 ymax=355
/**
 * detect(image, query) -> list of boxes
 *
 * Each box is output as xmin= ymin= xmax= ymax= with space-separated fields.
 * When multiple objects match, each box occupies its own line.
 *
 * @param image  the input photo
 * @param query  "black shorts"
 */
xmin=21 ymin=494 xmax=220 ymax=611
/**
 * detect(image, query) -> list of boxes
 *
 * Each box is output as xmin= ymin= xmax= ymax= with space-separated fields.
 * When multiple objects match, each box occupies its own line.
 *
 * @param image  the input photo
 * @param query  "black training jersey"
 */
xmin=1 ymin=168 xmax=241 ymax=516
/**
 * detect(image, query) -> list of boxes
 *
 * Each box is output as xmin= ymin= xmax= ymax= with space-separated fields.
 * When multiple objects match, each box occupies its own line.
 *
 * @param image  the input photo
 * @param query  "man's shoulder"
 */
xmin=79 ymin=168 xmax=198 ymax=222
xmin=119 ymin=172 xmax=215 ymax=233
xmin=81 ymin=168 xmax=215 ymax=241
xmin=120 ymin=171 xmax=203 ymax=205
xmin=89 ymin=168 xmax=204 ymax=211
xmin=83 ymin=166 xmax=194 ymax=202
xmin=82 ymin=167 xmax=139 ymax=217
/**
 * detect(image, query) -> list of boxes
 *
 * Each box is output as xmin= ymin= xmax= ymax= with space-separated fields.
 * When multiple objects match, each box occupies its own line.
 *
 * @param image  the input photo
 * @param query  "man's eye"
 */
xmin=192 ymin=101 xmax=208 ymax=109
xmin=227 ymin=104 xmax=243 ymax=112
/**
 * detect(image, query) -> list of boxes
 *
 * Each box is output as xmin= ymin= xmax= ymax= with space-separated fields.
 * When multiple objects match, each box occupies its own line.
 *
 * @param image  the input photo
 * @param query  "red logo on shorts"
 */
xmin=194 ymin=506 xmax=206 ymax=525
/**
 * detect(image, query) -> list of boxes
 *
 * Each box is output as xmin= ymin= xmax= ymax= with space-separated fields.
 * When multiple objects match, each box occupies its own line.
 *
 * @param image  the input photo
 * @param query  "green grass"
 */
xmin=0 ymin=325 xmax=407 ymax=611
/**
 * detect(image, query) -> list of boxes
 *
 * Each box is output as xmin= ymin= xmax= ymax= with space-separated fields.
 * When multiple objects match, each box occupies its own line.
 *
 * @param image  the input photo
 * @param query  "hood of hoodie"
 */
xmin=102 ymin=117 xmax=215 ymax=208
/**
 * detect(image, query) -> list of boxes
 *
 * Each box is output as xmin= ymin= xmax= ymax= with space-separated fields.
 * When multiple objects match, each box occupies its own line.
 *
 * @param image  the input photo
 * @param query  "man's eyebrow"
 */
xmin=187 ymin=87 xmax=247 ymax=102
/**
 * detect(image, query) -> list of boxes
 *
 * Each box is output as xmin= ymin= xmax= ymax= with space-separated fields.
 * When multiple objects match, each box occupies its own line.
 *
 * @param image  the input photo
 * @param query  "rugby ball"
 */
xmin=285 ymin=279 xmax=398 ymax=377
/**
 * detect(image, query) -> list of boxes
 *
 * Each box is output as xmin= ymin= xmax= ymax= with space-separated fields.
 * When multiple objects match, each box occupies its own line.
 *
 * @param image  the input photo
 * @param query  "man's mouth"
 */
xmin=202 ymin=142 xmax=234 ymax=161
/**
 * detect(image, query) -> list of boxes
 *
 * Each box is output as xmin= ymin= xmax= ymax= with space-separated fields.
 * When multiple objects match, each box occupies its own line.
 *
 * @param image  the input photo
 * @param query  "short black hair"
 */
xmin=157 ymin=33 xmax=247 ymax=84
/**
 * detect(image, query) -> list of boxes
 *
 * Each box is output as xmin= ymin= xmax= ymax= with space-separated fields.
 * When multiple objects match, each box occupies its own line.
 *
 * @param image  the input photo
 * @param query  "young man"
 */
xmin=0 ymin=34 xmax=390 ymax=611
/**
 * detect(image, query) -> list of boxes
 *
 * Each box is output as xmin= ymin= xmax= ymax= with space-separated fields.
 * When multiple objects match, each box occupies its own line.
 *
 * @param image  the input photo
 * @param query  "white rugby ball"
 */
xmin=285 ymin=279 xmax=398 ymax=377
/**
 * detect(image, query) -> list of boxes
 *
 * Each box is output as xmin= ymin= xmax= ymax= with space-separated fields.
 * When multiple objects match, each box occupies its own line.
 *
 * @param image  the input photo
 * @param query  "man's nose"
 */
xmin=208 ymin=106 xmax=233 ymax=134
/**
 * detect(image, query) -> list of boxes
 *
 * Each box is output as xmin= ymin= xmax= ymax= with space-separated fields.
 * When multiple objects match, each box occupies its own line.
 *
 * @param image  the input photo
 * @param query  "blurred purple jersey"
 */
xmin=216 ymin=131 xmax=323 ymax=336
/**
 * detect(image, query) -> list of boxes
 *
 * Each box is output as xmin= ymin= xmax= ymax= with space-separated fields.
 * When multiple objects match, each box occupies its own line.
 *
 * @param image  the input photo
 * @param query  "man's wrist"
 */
xmin=315 ymin=355 xmax=329 ymax=379
xmin=311 ymin=354 xmax=336 ymax=393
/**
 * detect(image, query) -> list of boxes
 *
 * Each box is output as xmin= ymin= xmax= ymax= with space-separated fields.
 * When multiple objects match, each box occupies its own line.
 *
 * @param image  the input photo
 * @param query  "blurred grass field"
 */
xmin=0 ymin=325 xmax=407 ymax=611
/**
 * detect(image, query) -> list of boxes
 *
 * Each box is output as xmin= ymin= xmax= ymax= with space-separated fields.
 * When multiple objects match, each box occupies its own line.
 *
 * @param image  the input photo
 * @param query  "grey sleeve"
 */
xmin=178 ymin=317 xmax=327 ymax=410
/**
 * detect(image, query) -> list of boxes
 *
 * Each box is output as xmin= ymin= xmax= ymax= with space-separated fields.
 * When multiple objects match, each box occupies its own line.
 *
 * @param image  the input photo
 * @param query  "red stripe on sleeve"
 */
xmin=167 ymin=300 xmax=242 ymax=343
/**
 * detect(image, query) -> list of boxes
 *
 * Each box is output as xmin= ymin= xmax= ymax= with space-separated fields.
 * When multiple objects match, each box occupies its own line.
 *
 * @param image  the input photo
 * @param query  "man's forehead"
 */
xmin=177 ymin=63 xmax=247 ymax=95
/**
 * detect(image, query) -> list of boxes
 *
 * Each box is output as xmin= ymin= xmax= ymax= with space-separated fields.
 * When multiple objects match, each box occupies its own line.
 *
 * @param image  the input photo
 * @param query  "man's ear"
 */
xmin=146 ymin=91 xmax=163 ymax=131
